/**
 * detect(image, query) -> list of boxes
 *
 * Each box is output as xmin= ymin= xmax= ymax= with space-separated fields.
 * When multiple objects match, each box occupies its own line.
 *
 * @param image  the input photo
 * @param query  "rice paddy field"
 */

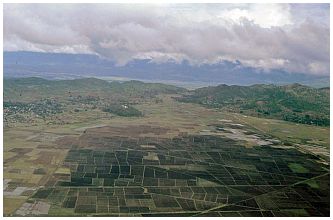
xmin=3 ymin=95 xmax=330 ymax=216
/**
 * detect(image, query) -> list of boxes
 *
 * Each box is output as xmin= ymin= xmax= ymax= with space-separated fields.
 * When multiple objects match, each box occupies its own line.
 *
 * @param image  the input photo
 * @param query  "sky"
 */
xmin=3 ymin=3 xmax=330 ymax=76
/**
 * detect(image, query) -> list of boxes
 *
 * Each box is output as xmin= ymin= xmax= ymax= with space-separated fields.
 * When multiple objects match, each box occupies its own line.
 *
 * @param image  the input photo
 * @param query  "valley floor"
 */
xmin=3 ymin=95 xmax=330 ymax=216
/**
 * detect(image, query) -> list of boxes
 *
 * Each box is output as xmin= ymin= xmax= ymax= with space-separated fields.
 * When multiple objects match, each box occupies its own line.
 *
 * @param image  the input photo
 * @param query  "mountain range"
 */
xmin=4 ymin=51 xmax=329 ymax=88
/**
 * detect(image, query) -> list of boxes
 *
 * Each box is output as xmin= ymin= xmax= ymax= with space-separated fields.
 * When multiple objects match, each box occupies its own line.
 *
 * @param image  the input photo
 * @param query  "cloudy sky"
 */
xmin=4 ymin=3 xmax=330 ymax=75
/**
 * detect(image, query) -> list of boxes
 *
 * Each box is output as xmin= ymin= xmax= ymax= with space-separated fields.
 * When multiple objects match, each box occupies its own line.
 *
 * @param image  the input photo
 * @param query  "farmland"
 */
xmin=30 ymin=134 xmax=329 ymax=216
xmin=3 ymin=78 xmax=330 ymax=217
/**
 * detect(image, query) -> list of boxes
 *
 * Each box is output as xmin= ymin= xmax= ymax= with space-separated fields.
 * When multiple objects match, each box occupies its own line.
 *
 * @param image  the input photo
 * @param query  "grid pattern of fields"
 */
xmin=30 ymin=135 xmax=329 ymax=216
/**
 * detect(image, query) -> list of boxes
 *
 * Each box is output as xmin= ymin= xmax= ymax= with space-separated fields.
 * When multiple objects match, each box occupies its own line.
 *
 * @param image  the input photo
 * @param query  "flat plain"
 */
xmin=3 ymin=79 xmax=330 ymax=217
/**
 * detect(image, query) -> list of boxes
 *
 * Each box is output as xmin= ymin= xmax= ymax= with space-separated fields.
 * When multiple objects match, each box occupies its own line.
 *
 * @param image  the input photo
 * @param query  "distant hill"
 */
xmin=4 ymin=77 xmax=186 ymax=102
xmin=177 ymin=83 xmax=330 ymax=126
xmin=4 ymin=51 xmax=329 ymax=87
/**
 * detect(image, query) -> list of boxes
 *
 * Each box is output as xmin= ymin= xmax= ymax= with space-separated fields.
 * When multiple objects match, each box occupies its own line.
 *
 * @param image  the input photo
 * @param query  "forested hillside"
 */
xmin=177 ymin=84 xmax=329 ymax=126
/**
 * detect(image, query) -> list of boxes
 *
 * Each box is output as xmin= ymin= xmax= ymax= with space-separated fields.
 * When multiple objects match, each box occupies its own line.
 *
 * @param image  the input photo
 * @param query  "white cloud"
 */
xmin=3 ymin=3 xmax=330 ymax=75
xmin=218 ymin=4 xmax=293 ymax=28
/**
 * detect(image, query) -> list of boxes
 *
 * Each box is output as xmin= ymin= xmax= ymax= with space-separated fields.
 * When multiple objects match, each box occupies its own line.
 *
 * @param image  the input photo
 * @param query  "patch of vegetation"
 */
xmin=4 ymin=99 xmax=63 ymax=118
xmin=288 ymin=163 xmax=309 ymax=173
xmin=102 ymin=104 xmax=143 ymax=117
xmin=32 ymin=188 xmax=53 ymax=199
xmin=33 ymin=168 xmax=47 ymax=175
xmin=177 ymin=83 xmax=329 ymax=126
xmin=281 ymin=209 xmax=309 ymax=216
xmin=305 ymin=179 xmax=319 ymax=189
